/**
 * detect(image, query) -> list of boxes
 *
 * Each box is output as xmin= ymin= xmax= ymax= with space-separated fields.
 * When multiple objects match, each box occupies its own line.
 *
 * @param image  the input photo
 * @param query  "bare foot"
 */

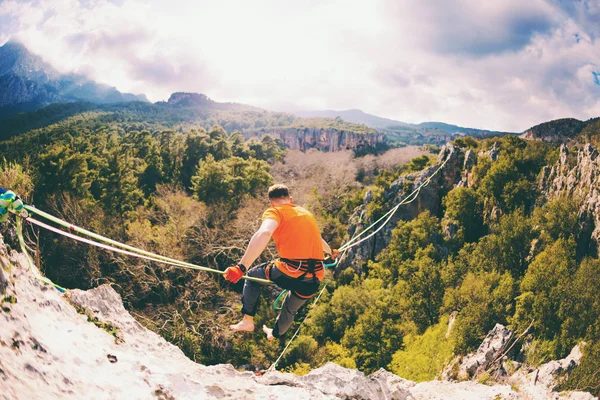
xmin=263 ymin=325 xmax=274 ymax=341
xmin=230 ymin=316 xmax=255 ymax=332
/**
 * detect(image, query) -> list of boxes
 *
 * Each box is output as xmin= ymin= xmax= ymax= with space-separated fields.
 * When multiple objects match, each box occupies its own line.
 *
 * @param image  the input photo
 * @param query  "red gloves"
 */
xmin=224 ymin=264 xmax=247 ymax=283
xmin=332 ymin=249 xmax=340 ymax=259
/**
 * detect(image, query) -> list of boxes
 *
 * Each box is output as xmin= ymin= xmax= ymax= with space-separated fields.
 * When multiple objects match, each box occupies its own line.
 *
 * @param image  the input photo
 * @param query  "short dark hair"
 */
xmin=268 ymin=184 xmax=290 ymax=199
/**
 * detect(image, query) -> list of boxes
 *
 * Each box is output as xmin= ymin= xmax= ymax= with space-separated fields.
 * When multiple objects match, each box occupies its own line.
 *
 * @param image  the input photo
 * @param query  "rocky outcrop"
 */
xmin=456 ymin=324 xmax=514 ymax=379
xmin=339 ymin=144 xmax=464 ymax=271
xmin=506 ymin=344 xmax=590 ymax=400
xmin=165 ymin=92 xmax=254 ymax=111
xmin=246 ymin=127 xmax=387 ymax=152
xmin=439 ymin=323 xmax=593 ymax=400
xmin=540 ymin=143 xmax=600 ymax=256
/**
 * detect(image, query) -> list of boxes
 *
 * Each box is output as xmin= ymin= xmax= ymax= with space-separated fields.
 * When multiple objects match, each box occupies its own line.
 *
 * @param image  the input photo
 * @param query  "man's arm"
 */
xmin=240 ymin=218 xmax=279 ymax=268
xmin=321 ymin=237 xmax=332 ymax=256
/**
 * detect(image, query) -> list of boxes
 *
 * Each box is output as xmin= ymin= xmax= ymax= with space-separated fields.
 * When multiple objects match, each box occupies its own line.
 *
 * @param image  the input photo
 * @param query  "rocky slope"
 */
xmin=340 ymin=144 xmax=464 ymax=271
xmin=2 ymin=232 xmax=595 ymax=399
xmin=0 ymin=41 xmax=147 ymax=117
xmin=540 ymin=143 xmax=600 ymax=257
xmin=520 ymin=117 xmax=600 ymax=143
xmin=0 ymin=233 xmax=482 ymax=399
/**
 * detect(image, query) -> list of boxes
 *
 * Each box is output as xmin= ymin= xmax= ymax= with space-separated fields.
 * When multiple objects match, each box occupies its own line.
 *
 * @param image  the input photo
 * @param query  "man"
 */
xmin=0 ymin=186 xmax=28 ymax=222
xmin=224 ymin=184 xmax=334 ymax=340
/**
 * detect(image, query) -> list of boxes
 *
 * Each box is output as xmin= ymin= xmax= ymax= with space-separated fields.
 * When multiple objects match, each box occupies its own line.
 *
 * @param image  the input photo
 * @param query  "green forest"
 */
xmin=1 ymin=109 xmax=599 ymax=396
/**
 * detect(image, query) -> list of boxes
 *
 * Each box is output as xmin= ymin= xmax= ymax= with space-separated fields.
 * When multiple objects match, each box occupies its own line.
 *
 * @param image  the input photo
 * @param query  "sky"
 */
xmin=0 ymin=0 xmax=599 ymax=132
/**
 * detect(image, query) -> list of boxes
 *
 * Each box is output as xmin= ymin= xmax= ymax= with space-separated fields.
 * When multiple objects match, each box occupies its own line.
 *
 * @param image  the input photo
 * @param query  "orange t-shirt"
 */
xmin=262 ymin=204 xmax=325 ymax=261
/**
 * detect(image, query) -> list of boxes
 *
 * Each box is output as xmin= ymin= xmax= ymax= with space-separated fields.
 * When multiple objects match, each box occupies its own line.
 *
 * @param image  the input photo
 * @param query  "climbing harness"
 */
xmin=273 ymin=258 xmax=337 ymax=311
xmin=8 ymin=150 xmax=451 ymax=372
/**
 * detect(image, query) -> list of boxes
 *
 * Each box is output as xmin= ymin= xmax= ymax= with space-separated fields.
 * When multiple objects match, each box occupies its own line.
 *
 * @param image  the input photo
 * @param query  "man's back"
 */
xmin=262 ymin=204 xmax=324 ymax=261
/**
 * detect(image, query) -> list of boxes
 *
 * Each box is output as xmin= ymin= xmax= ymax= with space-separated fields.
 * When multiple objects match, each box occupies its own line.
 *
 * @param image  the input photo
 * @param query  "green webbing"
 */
xmin=274 ymin=290 xmax=288 ymax=311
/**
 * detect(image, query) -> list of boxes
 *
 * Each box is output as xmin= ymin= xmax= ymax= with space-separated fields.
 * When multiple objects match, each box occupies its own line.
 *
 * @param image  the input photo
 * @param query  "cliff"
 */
xmin=1 ymin=233 xmax=593 ymax=399
xmin=540 ymin=143 xmax=600 ymax=257
xmin=340 ymin=144 xmax=465 ymax=271
xmin=246 ymin=126 xmax=387 ymax=152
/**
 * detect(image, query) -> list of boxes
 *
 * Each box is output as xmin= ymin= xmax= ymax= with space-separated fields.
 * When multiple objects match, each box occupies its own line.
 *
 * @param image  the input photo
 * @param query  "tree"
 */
xmin=229 ymin=131 xmax=250 ymax=158
xmin=390 ymin=315 xmax=455 ymax=381
xmin=190 ymin=154 xmax=231 ymax=205
xmin=0 ymin=159 xmax=34 ymax=201
xmin=127 ymin=130 xmax=164 ymax=194
xmin=512 ymin=238 xmax=576 ymax=348
xmin=533 ymin=196 xmax=579 ymax=244
xmin=405 ymin=249 xmax=444 ymax=331
xmin=340 ymin=280 xmax=405 ymax=373
xmin=442 ymin=187 xmax=485 ymax=244
xmin=181 ymin=129 xmax=210 ymax=189
xmin=444 ymin=271 xmax=515 ymax=353
xmin=467 ymin=210 xmax=533 ymax=277
xmin=100 ymin=152 xmax=144 ymax=218
xmin=370 ymin=211 xmax=444 ymax=286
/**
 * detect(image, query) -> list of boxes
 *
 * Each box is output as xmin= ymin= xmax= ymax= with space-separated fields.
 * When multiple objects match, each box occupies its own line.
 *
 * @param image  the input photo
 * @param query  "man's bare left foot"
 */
xmin=263 ymin=325 xmax=274 ymax=341
xmin=230 ymin=318 xmax=254 ymax=332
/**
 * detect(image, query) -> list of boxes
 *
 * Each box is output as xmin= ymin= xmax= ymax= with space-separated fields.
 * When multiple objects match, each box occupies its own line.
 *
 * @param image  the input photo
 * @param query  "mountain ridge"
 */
xmin=295 ymin=108 xmax=517 ymax=138
xmin=0 ymin=40 xmax=148 ymax=117
xmin=520 ymin=117 xmax=600 ymax=143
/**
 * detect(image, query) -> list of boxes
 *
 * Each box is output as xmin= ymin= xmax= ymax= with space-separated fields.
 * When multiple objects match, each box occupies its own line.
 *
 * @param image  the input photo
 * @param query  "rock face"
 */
xmin=0 ymin=41 xmax=147 ymax=116
xmin=246 ymin=127 xmax=387 ymax=153
xmin=507 ymin=344 xmax=590 ymax=400
xmin=540 ymin=143 xmax=600 ymax=256
xmin=340 ymin=144 xmax=464 ymax=271
xmin=456 ymin=324 xmax=514 ymax=379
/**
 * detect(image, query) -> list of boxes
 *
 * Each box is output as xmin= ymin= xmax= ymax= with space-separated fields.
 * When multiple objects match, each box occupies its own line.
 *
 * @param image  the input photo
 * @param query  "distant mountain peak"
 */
xmin=1 ymin=40 xmax=27 ymax=52
xmin=0 ymin=40 xmax=56 ymax=80
xmin=167 ymin=92 xmax=214 ymax=107
xmin=0 ymin=41 xmax=148 ymax=117
xmin=164 ymin=92 xmax=260 ymax=112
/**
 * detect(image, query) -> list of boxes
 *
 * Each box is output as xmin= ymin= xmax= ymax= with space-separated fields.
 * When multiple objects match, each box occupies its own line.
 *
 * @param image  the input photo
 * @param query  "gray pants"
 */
xmin=242 ymin=264 xmax=314 ymax=337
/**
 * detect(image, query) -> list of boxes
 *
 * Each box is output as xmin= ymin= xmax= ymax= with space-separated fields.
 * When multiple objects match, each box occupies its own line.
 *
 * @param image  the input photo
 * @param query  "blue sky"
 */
xmin=0 ymin=0 xmax=599 ymax=131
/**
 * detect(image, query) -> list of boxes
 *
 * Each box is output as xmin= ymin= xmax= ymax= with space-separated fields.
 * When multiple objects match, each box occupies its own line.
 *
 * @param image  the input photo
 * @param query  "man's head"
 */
xmin=268 ymin=184 xmax=292 ymax=206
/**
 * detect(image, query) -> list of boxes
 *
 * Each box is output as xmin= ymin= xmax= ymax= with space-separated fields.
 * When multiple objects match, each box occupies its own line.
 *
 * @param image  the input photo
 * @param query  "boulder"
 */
xmin=456 ymin=324 xmax=514 ymax=379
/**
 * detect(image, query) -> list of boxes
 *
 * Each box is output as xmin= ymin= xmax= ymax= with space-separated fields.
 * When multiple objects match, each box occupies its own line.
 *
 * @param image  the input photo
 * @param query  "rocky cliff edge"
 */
xmin=0 ymin=234 xmax=595 ymax=400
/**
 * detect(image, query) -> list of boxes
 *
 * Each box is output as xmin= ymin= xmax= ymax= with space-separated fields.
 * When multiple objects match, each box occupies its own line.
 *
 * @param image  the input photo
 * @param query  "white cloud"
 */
xmin=0 ymin=0 xmax=598 ymax=131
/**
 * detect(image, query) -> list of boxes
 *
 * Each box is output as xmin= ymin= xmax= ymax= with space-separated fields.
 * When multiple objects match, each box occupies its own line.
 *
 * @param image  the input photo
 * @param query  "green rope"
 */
xmin=273 ymin=290 xmax=288 ymax=311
